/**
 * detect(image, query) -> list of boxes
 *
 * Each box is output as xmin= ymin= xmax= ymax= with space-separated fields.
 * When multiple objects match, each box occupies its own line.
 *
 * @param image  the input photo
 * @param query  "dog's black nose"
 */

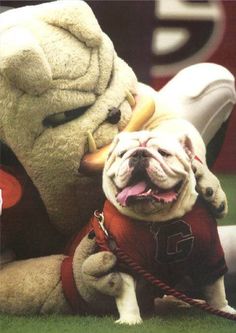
xmin=129 ymin=150 xmax=150 ymax=169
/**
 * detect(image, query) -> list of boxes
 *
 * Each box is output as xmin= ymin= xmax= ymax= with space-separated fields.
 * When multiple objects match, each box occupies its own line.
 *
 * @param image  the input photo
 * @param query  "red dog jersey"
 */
xmin=66 ymin=199 xmax=227 ymax=288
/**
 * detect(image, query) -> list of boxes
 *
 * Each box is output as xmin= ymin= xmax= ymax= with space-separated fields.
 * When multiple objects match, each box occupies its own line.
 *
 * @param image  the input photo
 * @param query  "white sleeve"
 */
xmin=140 ymin=63 xmax=236 ymax=145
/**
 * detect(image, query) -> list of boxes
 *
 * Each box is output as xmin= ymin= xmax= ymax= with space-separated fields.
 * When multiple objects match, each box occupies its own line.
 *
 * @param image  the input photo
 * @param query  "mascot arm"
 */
xmin=151 ymin=63 xmax=236 ymax=145
xmin=0 ymin=233 xmax=122 ymax=315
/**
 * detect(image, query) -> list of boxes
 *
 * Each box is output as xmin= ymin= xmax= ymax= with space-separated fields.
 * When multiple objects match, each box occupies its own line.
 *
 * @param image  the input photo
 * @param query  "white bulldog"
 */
xmin=104 ymin=118 xmax=227 ymax=222
xmin=101 ymin=128 xmax=236 ymax=325
xmin=104 ymin=130 xmax=197 ymax=222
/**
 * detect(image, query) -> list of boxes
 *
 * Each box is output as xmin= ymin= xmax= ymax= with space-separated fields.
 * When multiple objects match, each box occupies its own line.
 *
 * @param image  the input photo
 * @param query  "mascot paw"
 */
xmin=192 ymin=160 xmax=228 ymax=218
xmin=74 ymin=234 xmax=122 ymax=297
xmin=82 ymin=252 xmax=122 ymax=296
xmin=115 ymin=315 xmax=143 ymax=325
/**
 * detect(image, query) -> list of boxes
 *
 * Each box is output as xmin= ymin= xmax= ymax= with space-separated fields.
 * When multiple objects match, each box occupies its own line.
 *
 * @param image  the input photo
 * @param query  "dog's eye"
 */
xmin=118 ymin=151 xmax=126 ymax=158
xmin=158 ymin=149 xmax=170 ymax=157
xmin=43 ymin=105 xmax=91 ymax=128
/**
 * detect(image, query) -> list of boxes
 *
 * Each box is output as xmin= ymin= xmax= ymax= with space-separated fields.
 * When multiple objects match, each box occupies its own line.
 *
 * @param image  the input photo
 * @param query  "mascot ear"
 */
xmin=38 ymin=0 xmax=102 ymax=47
xmin=179 ymin=134 xmax=195 ymax=160
xmin=0 ymin=26 xmax=52 ymax=95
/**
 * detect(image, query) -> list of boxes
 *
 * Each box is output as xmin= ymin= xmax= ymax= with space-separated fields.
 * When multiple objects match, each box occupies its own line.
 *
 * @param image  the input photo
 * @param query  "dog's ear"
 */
xmin=0 ymin=26 xmax=52 ymax=95
xmin=179 ymin=135 xmax=195 ymax=161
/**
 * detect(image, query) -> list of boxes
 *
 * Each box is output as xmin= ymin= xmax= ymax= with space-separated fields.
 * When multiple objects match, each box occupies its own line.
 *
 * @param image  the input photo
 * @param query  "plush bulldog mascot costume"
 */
xmin=0 ymin=0 xmax=235 ymax=320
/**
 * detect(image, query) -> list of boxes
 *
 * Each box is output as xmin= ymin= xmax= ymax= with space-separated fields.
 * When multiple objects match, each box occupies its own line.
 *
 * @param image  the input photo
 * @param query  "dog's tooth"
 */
xmin=87 ymin=131 xmax=97 ymax=153
xmin=126 ymin=91 xmax=136 ymax=107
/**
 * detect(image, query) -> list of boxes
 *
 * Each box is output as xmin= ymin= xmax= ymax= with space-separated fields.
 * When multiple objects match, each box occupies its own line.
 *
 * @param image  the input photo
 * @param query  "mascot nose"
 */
xmin=129 ymin=150 xmax=150 ymax=169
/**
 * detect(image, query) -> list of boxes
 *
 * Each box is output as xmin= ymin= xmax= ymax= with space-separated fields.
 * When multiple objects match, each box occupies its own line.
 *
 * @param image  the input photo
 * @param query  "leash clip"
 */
xmin=94 ymin=210 xmax=109 ymax=238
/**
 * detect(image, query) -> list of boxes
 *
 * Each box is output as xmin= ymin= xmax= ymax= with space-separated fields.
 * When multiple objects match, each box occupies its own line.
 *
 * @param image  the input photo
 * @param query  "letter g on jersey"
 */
xmin=151 ymin=0 xmax=225 ymax=77
xmin=153 ymin=220 xmax=195 ymax=264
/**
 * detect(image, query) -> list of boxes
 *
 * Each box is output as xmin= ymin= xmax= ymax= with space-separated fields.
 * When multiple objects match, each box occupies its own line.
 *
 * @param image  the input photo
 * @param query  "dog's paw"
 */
xmin=115 ymin=315 xmax=143 ymax=325
xmin=192 ymin=160 xmax=228 ymax=218
xmin=219 ymin=305 xmax=236 ymax=315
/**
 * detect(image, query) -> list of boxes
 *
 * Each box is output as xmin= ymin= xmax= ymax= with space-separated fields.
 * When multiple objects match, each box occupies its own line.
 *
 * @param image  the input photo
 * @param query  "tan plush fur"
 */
xmin=0 ymin=254 xmax=69 ymax=314
xmin=0 ymin=236 xmax=121 ymax=315
xmin=0 ymin=1 xmax=137 ymax=235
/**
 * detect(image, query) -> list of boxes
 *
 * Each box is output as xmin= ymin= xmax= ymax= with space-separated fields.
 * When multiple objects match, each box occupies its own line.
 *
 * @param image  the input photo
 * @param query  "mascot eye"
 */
xmin=158 ymin=149 xmax=170 ymax=158
xmin=43 ymin=105 xmax=91 ymax=127
xmin=106 ymin=107 xmax=121 ymax=124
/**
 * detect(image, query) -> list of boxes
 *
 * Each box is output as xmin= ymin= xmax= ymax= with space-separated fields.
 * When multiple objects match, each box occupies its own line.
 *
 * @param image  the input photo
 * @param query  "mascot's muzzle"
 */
xmin=79 ymin=95 xmax=155 ymax=175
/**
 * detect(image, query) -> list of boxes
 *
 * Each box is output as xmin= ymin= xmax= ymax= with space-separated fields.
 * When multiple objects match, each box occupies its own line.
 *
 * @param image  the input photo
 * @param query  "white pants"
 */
xmin=219 ymin=226 xmax=236 ymax=291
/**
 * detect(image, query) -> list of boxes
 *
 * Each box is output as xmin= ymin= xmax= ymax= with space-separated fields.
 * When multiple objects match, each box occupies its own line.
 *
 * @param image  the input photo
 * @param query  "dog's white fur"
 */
xmin=103 ymin=127 xmax=235 ymax=325
xmin=115 ymin=273 xmax=142 ymax=325
xmin=104 ymin=129 xmax=197 ymax=223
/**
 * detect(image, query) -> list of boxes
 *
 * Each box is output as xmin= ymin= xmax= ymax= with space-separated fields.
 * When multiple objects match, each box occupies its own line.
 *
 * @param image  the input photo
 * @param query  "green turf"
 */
xmin=217 ymin=174 xmax=236 ymax=226
xmin=0 ymin=174 xmax=235 ymax=333
xmin=0 ymin=310 xmax=236 ymax=333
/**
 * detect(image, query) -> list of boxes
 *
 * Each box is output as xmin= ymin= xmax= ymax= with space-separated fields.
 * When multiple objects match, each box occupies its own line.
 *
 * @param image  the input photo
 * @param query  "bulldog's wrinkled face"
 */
xmin=103 ymin=131 xmax=198 ymax=222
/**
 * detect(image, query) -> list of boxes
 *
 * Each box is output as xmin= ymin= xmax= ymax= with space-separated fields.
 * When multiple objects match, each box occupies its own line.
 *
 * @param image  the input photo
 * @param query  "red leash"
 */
xmin=94 ymin=212 xmax=236 ymax=322
xmin=114 ymin=245 xmax=236 ymax=322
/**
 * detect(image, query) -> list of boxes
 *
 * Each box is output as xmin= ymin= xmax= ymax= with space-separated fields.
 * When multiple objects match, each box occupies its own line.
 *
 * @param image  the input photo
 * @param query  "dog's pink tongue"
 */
xmin=117 ymin=181 xmax=147 ymax=206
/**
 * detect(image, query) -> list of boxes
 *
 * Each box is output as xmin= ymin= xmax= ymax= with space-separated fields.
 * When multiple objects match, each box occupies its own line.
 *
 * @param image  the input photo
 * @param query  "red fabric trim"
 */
xmin=61 ymin=212 xmax=112 ymax=314
xmin=64 ymin=223 xmax=93 ymax=256
xmin=61 ymin=256 xmax=81 ymax=314
xmin=61 ymin=256 xmax=92 ymax=314
xmin=0 ymin=168 xmax=23 ymax=209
